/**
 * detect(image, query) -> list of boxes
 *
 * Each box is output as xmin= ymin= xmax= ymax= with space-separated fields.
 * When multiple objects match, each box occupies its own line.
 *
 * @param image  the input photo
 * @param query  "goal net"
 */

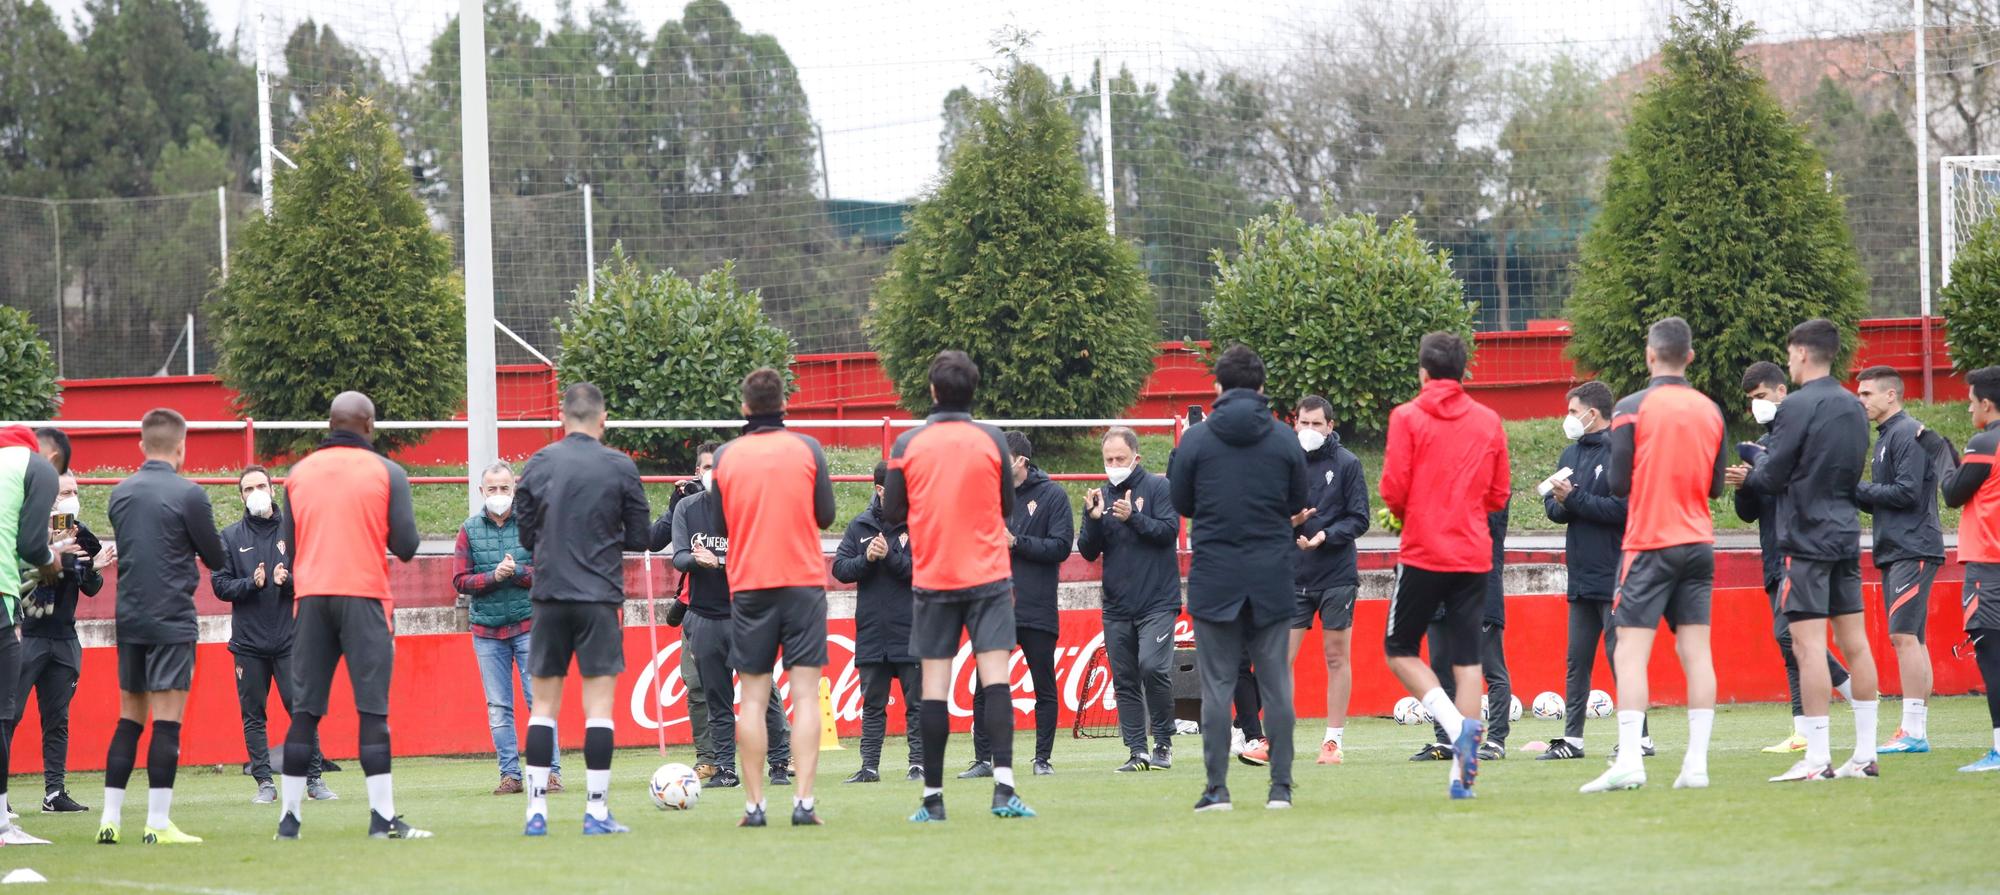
xmin=1942 ymin=156 xmax=2000 ymax=289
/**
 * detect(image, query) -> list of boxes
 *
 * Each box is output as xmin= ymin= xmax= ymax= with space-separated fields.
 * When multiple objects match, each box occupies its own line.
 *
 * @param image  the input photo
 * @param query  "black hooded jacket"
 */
xmin=1168 ymin=389 xmax=1310 ymax=625
xmin=1007 ymin=466 xmax=1073 ymax=635
xmin=213 ymin=509 xmax=297 ymax=657
xmin=1294 ymin=432 xmax=1370 ymax=591
xmin=1077 ymin=464 xmax=1180 ymax=622
xmin=1543 ymin=429 xmax=1626 ymax=601
xmin=831 ymin=497 xmax=916 ymax=665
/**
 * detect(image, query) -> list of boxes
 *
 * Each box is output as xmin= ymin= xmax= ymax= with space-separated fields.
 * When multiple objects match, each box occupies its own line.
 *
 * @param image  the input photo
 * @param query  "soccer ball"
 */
xmin=1532 ymin=691 xmax=1565 ymax=719
xmin=1508 ymin=695 xmax=1523 ymax=722
xmin=650 ymin=762 xmax=701 ymax=810
xmin=1393 ymin=696 xmax=1428 ymax=725
xmin=1586 ymin=689 xmax=1614 ymax=719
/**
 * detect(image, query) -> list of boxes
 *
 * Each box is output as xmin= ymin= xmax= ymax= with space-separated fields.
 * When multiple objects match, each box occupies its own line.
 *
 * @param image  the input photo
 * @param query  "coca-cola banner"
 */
xmin=13 ymin=583 xmax=1975 ymax=774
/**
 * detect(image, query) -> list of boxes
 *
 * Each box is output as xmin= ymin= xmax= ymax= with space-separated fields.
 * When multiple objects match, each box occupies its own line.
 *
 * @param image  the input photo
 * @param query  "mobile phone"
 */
xmin=1737 ymin=442 xmax=1766 ymax=464
xmin=1187 ymin=404 xmax=1205 ymax=426
xmin=49 ymin=513 xmax=72 ymax=533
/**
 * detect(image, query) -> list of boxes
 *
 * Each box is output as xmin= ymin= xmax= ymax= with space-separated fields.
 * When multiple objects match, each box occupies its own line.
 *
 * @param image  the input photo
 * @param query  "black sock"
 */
xmin=979 ymin=684 xmax=1013 ymax=772
xmin=147 ymin=721 xmax=181 ymax=790
xmin=358 ymin=713 xmax=391 ymax=777
xmin=104 ymin=719 xmax=142 ymax=790
xmin=1977 ymin=633 xmax=2000 ymax=729
xmin=525 ymin=720 xmax=556 ymax=773
xmin=920 ymin=699 xmax=949 ymax=789
xmin=282 ymin=713 xmax=320 ymax=778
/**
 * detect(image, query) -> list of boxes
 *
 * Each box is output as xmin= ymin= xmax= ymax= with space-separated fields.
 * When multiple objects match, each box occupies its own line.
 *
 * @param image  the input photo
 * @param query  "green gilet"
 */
xmin=464 ymin=512 xmax=533 ymax=628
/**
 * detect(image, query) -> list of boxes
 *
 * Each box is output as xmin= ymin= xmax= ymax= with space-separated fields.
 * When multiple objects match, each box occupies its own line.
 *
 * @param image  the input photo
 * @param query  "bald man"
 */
xmin=276 ymin=392 xmax=427 ymax=840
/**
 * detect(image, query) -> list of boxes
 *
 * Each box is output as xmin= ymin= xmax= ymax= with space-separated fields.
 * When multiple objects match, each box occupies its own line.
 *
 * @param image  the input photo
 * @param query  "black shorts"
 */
xmin=1293 ymin=586 xmax=1358 ymax=631
xmin=1882 ymin=559 xmax=1940 ymax=640
xmin=911 ymin=592 xmax=1015 ymax=659
xmin=530 ymin=601 xmax=627 ymax=678
xmin=294 ymin=596 xmax=395 ymax=717
xmin=115 ymin=641 xmax=194 ymax=694
xmin=1612 ymin=544 xmax=1714 ymax=629
xmin=0 ymin=630 xmax=20 ymax=719
xmin=1384 ymin=566 xmax=1482 ymax=666
xmin=729 ymin=587 xmax=828 ymax=672
xmin=1780 ymin=556 xmax=1862 ymax=621
xmin=1964 ymin=563 xmax=2000 ymax=634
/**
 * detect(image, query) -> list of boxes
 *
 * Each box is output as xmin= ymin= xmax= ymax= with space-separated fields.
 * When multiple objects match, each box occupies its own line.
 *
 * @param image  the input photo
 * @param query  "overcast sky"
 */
xmin=45 ymin=0 xmax=1900 ymax=201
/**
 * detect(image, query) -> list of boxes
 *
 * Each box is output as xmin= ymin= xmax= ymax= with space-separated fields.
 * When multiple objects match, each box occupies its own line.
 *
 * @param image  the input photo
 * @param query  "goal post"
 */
xmin=1940 ymin=155 xmax=2000 ymax=290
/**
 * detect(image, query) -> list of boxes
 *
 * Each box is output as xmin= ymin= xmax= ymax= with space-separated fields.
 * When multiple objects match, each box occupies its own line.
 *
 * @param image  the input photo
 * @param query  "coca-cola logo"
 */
xmin=627 ymin=617 xmax=1198 ymax=729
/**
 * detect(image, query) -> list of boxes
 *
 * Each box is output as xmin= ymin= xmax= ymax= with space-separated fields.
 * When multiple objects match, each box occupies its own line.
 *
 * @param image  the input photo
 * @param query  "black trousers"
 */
xmin=973 ymin=626 xmax=1059 ymax=764
xmin=1429 ymin=619 xmax=1511 ymax=746
xmin=14 ymin=638 xmax=79 ymax=794
xmin=1563 ymin=600 xmax=1616 ymax=741
xmin=1233 ymin=657 xmax=1262 ymax=740
xmin=856 ymin=661 xmax=921 ymax=771
xmin=234 ymin=651 xmax=323 ymax=781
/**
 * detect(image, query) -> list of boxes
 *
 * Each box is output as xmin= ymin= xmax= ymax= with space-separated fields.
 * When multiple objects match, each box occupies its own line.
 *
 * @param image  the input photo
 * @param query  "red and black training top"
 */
xmin=883 ymin=410 xmax=1014 ymax=599
xmin=1606 ymin=375 xmax=1728 ymax=552
xmin=1945 ymin=419 xmax=2000 ymax=564
xmin=712 ymin=419 xmax=836 ymax=593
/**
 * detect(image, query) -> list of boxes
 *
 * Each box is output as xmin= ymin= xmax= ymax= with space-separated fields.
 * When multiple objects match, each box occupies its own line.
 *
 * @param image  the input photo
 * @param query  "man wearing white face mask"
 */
xmin=1078 ymin=426 xmax=1183 ymax=773
xmin=1288 ymin=396 xmax=1370 ymax=766
xmin=1540 ymin=381 xmax=1629 ymax=760
xmin=451 ymin=461 xmax=560 ymax=795
xmin=215 ymin=466 xmax=333 ymax=804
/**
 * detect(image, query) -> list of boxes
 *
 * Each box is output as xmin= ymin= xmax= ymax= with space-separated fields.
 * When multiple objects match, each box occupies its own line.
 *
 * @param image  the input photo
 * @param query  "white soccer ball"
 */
xmin=1509 ymin=695 xmax=1524 ymax=722
xmin=1393 ymin=696 xmax=1426 ymax=725
xmin=650 ymin=762 xmax=701 ymax=811
xmin=1586 ymin=689 xmax=1614 ymax=719
xmin=1532 ymin=691 xmax=1566 ymax=719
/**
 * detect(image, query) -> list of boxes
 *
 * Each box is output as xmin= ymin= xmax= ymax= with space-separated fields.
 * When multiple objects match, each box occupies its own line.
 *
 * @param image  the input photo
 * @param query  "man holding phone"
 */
xmin=1540 ymin=381 xmax=1629 ymax=760
xmin=15 ymin=472 xmax=98 ymax=822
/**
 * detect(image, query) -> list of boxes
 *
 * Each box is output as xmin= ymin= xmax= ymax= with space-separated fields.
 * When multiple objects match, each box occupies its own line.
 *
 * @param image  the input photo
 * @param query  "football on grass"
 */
xmin=651 ymin=762 xmax=701 ymax=810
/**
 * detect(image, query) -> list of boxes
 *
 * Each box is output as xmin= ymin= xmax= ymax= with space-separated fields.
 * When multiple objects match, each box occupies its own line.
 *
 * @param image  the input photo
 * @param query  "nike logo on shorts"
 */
xmin=239 ymin=547 xmax=254 ymax=552
xmin=1155 ymin=633 xmax=1169 ymax=643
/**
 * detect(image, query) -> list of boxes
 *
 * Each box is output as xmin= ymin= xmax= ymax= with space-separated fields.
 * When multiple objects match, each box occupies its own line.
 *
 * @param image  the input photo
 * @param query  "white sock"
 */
xmin=1851 ymin=700 xmax=1878 ymax=763
xmin=745 ymin=798 xmax=766 ymax=813
xmin=1684 ymin=709 xmax=1714 ymax=776
xmin=992 ymin=766 xmax=1015 ymax=788
xmin=100 ymin=787 xmax=125 ymax=829
xmin=146 ymin=788 xmax=173 ymax=830
xmin=1904 ymin=699 xmax=1928 ymax=739
xmin=525 ymin=717 xmax=554 ymax=820
xmin=1835 ymin=677 xmax=1854 ymax=701
xmin=1803 ymin=715 xmax=1831 ymax=766
xmin=923 ymin=786 xmax=943 ymax=798
xmin=1562 ymin=736 xmax=1583 ymax=748
xmin=0 ymin=793 xmax=11 ymax=825
xmin=586 ymin=718 xmax=613 ymax=821
xmin=1421 ymin=688 xmax=1466 ymax=732
xmin=1615 ymin=710 xmax=1645 ymax=771
xmin=365 ymin=774 xmax=394 ymax=821
xmin=795 ymin=795 xmax=814 ymax=811
xmin=1326 ymin=727 xmax=1343 ymax=746
xmin=1992 ymin=728 xmax=2000 ymax=753
xmin=280 ymin=775 xmax=306 ymax=819
xmin=1792 ymin=714 xmax=1807 ymax=738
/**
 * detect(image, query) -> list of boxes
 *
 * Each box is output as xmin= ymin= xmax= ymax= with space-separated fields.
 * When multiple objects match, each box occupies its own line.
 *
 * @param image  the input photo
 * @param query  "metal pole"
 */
xmin=256 ymin=0 xmax=275 ymax=217
xmin=49 ymin=202 xmax=62 ymax=379
xmin=185 ymin=314 xmax=195 ymax=376
xmin=1915 ymin=0 xmax=1934 ymax=402
xmin=583 ymin=184 xmax=595 ymax=303
xmin=1098 ymin=45 xmax=1115 ymax=236
xmin=815 ymin=122 xmax=831 ymax=199
xmin=217 ymin=186 xmax=229 ymax=280
xmin=461 ymin=0 xmax=501 ymax=513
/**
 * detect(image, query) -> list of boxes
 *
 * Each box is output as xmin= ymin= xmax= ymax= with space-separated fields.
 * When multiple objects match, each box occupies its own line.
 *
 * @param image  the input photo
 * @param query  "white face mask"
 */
xmin=1104 ymin=465 xmax=1133 ymax=487
xmin=52 ymin=496 xmax=80 ymax=519
xmin=1751 ymin=398 xmax=1779 ymax=425
xmin=700 ymin=471 xmax=713 ymax=491
xmin=244 ymin=490 xmax=273 ymax=519
xmin=484 ymin=494 xmax=513 ymax=518
xmin=1296 ymin=428 xmax=1327 ymax=453
xmin=1562 ymin=413 xmax=1589 ymax=441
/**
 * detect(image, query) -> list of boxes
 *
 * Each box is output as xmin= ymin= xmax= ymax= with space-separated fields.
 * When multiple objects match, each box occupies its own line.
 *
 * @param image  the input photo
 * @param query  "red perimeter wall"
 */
xmin=52 ymin=317 xmax=1961 ymax=468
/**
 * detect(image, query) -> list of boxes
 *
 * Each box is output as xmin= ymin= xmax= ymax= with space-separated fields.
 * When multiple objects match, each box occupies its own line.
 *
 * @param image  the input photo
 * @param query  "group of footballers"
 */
xmin=0 ymin=316 xmax=1992 ymax=844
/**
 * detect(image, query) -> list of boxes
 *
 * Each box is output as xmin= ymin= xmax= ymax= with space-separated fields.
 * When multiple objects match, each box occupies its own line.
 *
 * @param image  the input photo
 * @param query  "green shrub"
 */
xmin=1566 ymin=0 xmax=1866 ymax=409
xmin=211 ymin=93 xmax=463 ymax=456
xmin=1204 ymin=206 xmax=1472 ymax=436
xmin=558 ymin=245 xmax=793 ymax=468
xmin=869 ymin=62 xmax=1156 ymax=424
xmin=0 ymin=307 xmax=60 ymax=421
xmin=1944 ymin=216 xmax=2000 ymax=372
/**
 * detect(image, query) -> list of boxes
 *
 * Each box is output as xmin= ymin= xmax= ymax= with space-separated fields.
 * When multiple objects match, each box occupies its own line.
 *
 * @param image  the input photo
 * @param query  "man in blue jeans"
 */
xmin=454 ymin=462 xmax=560 ymax=795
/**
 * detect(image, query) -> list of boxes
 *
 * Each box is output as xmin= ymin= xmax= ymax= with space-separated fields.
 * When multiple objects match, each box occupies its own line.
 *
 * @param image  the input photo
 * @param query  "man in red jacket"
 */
xmin=1379 ymin=332 xmax=1510 ymax=800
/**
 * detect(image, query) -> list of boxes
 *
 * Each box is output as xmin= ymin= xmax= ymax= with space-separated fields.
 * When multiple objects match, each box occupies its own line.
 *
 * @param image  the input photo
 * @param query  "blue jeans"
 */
xmin=475 ymin=632 xmax=559 ymax=780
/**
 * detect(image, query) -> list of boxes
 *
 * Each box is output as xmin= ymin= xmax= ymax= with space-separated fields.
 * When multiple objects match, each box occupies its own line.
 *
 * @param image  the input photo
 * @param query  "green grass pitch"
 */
xmin=13 ymin=697 xmax=2000 ymax=893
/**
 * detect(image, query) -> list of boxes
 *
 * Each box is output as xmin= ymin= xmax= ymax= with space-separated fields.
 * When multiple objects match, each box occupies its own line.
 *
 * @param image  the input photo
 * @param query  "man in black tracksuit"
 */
xmin=655 ymin=472 xmax=790 ymax=790
xmin=1540 ymin=381 xmax=1628 ymax=760
xmin=1288 ymin=396 xmax=1369 ymax=764
xmin=968 ymin=432 xmax=1073 ymax=776
xmin=1741 ymin=320 xmax=1879 ymax=778
xmin=1855 ymin=366 xmax=1948 ymax=752
xmin=14 ymin=473 xmax=102 ymax=813
xmin=1079 ymin=426 xmax=1182 ymax=773
xmin=1423 ymin=509 xmax=1513 ymax=759
xmin=212 ymin=467 xmax=328 ymax=804
xmin=1731 ymin=360 xmax=1853 ymax=753
xmin=832 ymin=462 xmax=920 ymax=784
